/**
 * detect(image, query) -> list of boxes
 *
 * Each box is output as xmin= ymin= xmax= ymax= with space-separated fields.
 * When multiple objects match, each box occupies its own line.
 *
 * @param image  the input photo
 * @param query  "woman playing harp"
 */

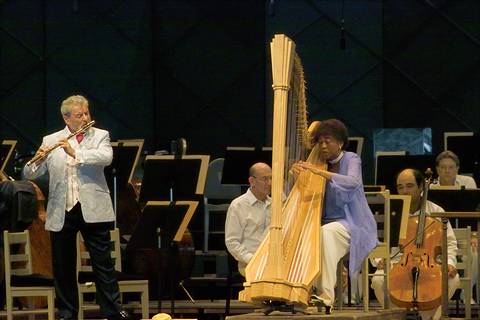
xmin=293 ymin=119 xmax=378 ymax=311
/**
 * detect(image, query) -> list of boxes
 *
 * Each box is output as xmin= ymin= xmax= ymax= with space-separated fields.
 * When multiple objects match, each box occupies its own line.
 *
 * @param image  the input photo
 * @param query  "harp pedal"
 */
xmin=310 ymin=294 xmax=332 ymax=314
xmin=261 ymin=301 xmax=300 ymax=315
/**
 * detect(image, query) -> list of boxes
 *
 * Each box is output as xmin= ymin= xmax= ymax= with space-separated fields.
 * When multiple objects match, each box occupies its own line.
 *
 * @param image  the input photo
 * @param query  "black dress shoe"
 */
xmin=107 ymin=310 xmax=132 ymax=320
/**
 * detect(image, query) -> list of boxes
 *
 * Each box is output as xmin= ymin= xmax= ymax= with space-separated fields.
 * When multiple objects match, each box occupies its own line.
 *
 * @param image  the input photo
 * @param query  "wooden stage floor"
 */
xmin=225 ymin=308 xmax=406 ymax=320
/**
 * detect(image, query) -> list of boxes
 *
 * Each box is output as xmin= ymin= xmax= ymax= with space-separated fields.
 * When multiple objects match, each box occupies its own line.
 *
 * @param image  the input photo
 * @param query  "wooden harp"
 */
xmin=239 ymin=34 xmax=327 ymax=309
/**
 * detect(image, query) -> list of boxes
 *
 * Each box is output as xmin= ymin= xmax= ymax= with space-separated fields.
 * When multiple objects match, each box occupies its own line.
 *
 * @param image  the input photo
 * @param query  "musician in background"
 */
xmin=292 ymin=119 xmax=377 ymax=310
xmin=23 ymin=95 xmax=129 ymax=320
xmin=432 ymin=150 xmax=477 ymax=189
xmin=225 ymin=162 xmax=271 ymax=276
xmin=433 ymin=150 xmax=478 ymax=304
xmin=371 ymin=168 xmax=460 ymax=320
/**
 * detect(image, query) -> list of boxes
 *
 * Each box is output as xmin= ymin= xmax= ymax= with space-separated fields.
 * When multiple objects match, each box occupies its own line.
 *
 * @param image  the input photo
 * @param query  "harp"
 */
xmin=239 ymin=34 xmax=327 ymax=309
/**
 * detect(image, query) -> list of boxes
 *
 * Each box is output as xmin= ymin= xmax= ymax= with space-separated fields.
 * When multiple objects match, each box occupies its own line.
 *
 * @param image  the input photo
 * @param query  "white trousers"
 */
xmin=371 ymin=267 xmax=460 ymax=320
xmin=316 ymin=222 xmax=350 ymax=302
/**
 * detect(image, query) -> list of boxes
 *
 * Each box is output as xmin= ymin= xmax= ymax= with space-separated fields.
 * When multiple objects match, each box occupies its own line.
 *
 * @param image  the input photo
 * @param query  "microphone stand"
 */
xmin=112 ymin=168 xmax=117 ymax=228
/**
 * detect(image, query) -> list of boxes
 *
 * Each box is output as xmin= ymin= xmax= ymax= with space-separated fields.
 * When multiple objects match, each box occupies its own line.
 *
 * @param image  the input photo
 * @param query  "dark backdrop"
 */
xmin=1 ymin=0 xmax=479 ymax=184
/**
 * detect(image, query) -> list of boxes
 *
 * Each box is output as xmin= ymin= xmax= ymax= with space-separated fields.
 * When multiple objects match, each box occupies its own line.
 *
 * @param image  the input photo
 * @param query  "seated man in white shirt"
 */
xmin=371 ymin=168 xmax=460 ymax=320
xmin=433 ymin=150 xmax=478 ymax=303
xmin=433 ymin=150 xmax=477 ymax=189
xmin=225 ymin=162 xmax=271 ymax=275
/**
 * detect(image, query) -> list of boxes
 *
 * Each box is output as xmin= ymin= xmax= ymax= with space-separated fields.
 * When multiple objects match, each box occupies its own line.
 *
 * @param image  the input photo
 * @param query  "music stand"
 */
xmin=105 ymin=141 xmax=143 ymax=195
xmin=428 ymin=188 xmax=480 ymax=230
xmin=389 ymin=195 xmax=411 ymax=246
xmin=138 ymin=155 xmax=209 ymax=204
xmin=347 ymin=137 xmax=364 ymax=157
xmin=444 ymin=132 xmax=480 ymax=183
xmin=1 ymin=140 xmax=17 ymax=174
xmin=126 ymin=200 xmax=198 ymax=313
xmin=132 ymin=155 xmax=208 ymax=311
xmin=104 ymin=140 xmax=143 ymax=233
xmin=106 ymin=140 xmax=144 ymax=186
xmin=375 ymin=152 xmax=435 ymax=193
xmin=365 ymin=192 xmax=410 ymax=249
xmin=221 ymin=147 xmax=272 ymax=185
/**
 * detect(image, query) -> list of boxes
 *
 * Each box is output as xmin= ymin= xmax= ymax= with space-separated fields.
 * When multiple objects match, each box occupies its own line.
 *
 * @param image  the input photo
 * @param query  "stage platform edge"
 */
xmin=226 ymin=307 xmax=407 ymax=320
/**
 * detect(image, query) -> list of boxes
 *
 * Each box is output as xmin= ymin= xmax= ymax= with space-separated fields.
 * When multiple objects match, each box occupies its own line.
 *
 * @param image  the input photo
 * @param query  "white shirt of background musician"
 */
xmin=225 ymin=188 xmax=271 ymax=269
xmin=431 ymin=174 xmax=477 ymax=189
xmin=65 ymin=135 xmax=83 ymax=212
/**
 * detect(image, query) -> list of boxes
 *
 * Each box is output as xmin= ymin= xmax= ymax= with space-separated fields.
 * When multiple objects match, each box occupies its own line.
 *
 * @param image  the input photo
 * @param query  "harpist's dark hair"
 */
xmin=310 ymin=119 xmax=349 ymax=150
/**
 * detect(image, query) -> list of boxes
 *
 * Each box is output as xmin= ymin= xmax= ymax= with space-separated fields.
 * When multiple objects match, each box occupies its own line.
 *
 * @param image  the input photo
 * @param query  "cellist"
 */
xmin=371 ymin=168 xmax=460 ymax=320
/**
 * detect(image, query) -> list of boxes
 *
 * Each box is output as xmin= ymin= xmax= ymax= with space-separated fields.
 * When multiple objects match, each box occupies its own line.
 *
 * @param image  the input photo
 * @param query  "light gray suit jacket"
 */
xmin=23 ymin=126 xmax=114 ymax=231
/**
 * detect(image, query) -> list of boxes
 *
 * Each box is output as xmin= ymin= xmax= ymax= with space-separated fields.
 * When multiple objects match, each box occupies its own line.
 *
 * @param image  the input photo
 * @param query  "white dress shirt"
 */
xmin=225 ymin=188 xmax=271 ymax=272
xmin=432 ymin=174 xmax=478 ymax=189
xmin=65 ymin=133 xmax=83 ymax=211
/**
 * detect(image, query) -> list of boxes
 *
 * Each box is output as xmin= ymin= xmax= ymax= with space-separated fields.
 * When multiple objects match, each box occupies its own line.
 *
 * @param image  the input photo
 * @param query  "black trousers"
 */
xmin=51 ymin=203 xmax=121 ymax=319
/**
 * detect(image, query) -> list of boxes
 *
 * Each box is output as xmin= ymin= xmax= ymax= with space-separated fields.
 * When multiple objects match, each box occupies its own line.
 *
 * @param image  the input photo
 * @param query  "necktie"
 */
xmin=76 ymin=133 xmax=84 ymax=144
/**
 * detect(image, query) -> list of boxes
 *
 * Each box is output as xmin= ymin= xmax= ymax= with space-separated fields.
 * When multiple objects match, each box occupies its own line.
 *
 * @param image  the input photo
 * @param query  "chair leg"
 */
xmin=362 ymin=258 xmax=369 ymax=312
xmin=6 ymin=295 xmax=13 ymax=320
xmin=78 ymin=291 xmax=84 ymax=320
xmin=335 ymin=259 xmax=344 ymax=310
xmin=27 ymin=298 xmax=35 ymax=320
xmin=141 ymin=288 xmax=150 ymax=319
xmin=225 ymin=281 xmax=231 ymax=316
xmin=465 ymin=285 xmax=472 ymax=319
xmin=48 ymin=291 xmax=55 ymax=320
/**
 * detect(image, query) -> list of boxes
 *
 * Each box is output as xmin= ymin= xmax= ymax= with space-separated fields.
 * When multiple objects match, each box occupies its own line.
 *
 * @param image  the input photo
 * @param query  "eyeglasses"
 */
xmin=252 ymin=175 xmax=272 ymax=182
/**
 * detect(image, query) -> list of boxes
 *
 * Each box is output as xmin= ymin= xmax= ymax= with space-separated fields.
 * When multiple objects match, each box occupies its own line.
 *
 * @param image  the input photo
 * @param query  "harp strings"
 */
xmin=284 ymin=54 xmax=309 ymax=196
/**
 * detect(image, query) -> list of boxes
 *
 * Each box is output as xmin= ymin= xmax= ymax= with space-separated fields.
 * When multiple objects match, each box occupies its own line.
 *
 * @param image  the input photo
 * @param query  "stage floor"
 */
xmin=225 ymin=308 xmax=406 ymax=320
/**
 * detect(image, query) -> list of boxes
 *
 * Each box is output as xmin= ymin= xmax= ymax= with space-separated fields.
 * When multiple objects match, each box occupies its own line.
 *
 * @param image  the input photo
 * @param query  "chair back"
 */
xmin=204 ymin=158 xmax=241 ymax=200
xmin=3 ymin=230 xmax=33 ymax=288
xmin=453 ymin=227 xmax=471 ymax=277
xmin=76 ymin=228 xmax=121 ymax=274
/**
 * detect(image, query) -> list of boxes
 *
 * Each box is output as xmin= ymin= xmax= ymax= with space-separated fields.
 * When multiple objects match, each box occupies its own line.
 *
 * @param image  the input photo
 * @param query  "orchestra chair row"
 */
xmin=203 ymin=158 xmax=241 ymax=252
xmin=3 ymin=230 xmax=55 ymax=320
xmin=76 ymin=228 xmax=149 ymax=320
xmin=452 ymin=226 xmax=472 ymax=319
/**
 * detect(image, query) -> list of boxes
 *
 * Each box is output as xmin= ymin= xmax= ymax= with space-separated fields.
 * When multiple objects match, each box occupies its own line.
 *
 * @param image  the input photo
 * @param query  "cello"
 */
xmin=389 ymin=169 xmax=443 ymax=311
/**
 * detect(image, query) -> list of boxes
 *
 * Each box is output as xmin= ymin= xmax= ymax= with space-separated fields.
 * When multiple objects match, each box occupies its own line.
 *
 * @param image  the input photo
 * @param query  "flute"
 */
xmin=26 ymin=120 xmax=95 ymax=166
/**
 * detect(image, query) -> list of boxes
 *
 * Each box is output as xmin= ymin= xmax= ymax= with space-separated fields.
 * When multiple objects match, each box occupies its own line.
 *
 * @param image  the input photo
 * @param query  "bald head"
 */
xmin=396 ymin=168 xmax=424 ymax=212
xmin=249 ymin=162 xmax=270 ymax=177
xmin=248 ymin=162 xmax=272 ymax=201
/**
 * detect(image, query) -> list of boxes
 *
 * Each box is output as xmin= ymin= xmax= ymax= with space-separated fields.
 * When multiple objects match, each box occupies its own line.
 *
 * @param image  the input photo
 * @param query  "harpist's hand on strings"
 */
xmin=295 ymin=161 xmax=334 ymax=180
xmin=289 ymin=162 xmax=305 ymax=178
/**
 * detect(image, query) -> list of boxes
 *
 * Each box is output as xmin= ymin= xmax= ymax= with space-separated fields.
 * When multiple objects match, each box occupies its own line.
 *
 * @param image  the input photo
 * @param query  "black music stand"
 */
xmin=1 ymin=140 xmax=17 ymax=176
xmin=347 ymin=137 xmax=364 ymax=157
xmin=221 ymin=147 xmax=272 ymax=185
xmin=445 ymin=133 xmax=480 ymax=183
xmin=126 ymin=201 xmax=198 ymax=310
xmin=428 ymin=188 xmax=480 ymax=230
xmin=130 ymin=155 xmax=208 ymax=313
xmin=105 ymin=142 xmax=142 ymax=193
xmin=104 ymin=141 xmax=143 ymax=234
xmin=375 ymin=153 xmax=435 ymax=193
xmin=138 ymin=155 xmax=209 ymax=204
xmin=389 ymin=196 xmax=411 ymax=248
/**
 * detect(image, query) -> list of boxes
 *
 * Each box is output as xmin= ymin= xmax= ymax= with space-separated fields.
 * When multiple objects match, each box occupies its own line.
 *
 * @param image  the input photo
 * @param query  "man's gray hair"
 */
xmin=60 ymin=95 xmax=89 ymax=115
